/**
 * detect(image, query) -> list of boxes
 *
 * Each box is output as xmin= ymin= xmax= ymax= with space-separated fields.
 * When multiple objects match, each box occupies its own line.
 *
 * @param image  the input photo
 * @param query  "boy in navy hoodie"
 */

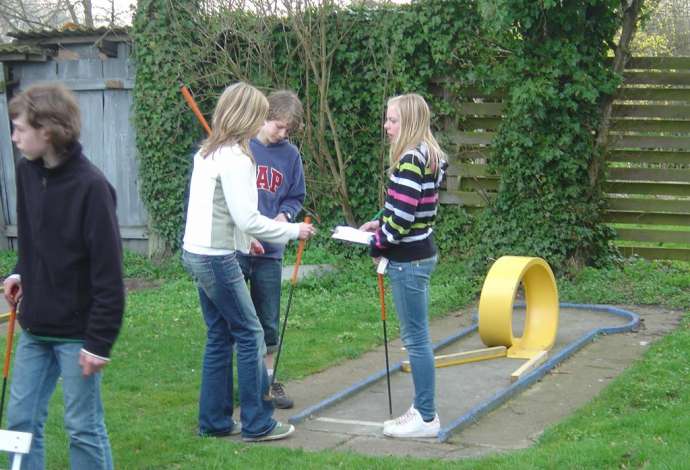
xmin=238 ymin=90 xmax=305 ymax=409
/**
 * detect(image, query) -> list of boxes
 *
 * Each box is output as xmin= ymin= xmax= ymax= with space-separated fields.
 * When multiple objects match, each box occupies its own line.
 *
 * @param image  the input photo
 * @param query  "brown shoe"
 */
xmin=270 ymin=382 xmax=294 ymax=409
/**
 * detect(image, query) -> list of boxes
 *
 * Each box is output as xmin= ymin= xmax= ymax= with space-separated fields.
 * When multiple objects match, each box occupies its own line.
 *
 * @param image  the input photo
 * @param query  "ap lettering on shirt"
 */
xmin=256 ymin=165 xmax=284 ymax=193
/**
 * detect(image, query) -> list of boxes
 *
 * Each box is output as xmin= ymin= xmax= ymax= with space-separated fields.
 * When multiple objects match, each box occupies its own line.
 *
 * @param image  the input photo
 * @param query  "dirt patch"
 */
xmin=124 ymin=278 xmax=163 ymax=292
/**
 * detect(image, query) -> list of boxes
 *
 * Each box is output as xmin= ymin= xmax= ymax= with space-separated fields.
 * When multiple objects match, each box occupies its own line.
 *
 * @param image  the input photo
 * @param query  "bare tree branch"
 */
xmin=81 ymin=0 xmax=93 ymax=27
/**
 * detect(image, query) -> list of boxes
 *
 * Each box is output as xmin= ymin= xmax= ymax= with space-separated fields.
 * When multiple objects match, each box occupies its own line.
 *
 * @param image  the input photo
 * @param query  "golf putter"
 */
xmin=377 ymin=257 xmax=393 ymax=417
xmin=1 ymin=300 xmax=18 ymax=428
xmin=271 ymin=216 xmax=312 ymax=388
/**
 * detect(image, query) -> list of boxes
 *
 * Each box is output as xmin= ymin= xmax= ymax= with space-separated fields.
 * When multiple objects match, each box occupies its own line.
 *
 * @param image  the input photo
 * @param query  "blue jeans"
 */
xmin=182 ymin=250 xmax=276 ymax=438
xmin=237 ymin=254 xmax=282 ymax=354
xmin=387 ymin=256 xmax=438 ymax=421
xmin=7 ymin=333 xmax=113 ymax=470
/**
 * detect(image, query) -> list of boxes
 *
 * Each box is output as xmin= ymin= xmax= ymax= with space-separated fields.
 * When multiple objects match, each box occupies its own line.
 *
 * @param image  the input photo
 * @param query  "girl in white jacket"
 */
xmin=182 ymin=82 xmax=314 ymax=442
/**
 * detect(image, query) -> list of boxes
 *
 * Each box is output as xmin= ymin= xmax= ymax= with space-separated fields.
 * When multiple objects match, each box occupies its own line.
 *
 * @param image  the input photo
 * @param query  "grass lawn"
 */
xmin=0 ymin=249 xmax=688 ymax=469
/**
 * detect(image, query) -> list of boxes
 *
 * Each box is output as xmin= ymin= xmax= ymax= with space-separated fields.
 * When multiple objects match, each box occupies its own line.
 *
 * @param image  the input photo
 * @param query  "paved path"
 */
xmin=281 ymin=264 xmax=335 ymax=282
xmin=229 ymin=304 xmax=682 ymax=459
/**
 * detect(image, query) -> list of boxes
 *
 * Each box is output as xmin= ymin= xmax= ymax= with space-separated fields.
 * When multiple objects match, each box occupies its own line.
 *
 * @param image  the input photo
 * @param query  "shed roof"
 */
xmin=0 ymin=42 xmax=52 ymax=62
xmin=0 ymin=43 xmax=46 ymax=55
xmin=8 ymin=25 xmax=130 ymax=42
xmin=0 ymin=24 xmax=130 ymax=61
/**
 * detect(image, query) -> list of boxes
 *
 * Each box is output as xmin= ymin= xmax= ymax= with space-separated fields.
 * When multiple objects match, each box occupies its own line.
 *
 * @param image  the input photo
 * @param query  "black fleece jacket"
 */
xmin=13 ymin=142 xmax=125 ymax=358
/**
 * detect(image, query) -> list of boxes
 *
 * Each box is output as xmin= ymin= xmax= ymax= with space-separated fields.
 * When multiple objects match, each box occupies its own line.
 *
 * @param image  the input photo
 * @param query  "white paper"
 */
xmin=331 ymin=225 xmax=374 ymax=245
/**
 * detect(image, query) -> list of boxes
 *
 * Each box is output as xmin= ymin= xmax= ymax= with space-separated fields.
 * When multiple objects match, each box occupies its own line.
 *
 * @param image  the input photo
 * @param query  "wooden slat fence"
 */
xmin=441 ymin=56 xmax=690 ymax=262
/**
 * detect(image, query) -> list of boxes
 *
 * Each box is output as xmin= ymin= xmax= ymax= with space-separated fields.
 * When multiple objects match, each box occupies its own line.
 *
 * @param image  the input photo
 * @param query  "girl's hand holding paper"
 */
xmin=331 ymin=225 xmax=374 ymax=245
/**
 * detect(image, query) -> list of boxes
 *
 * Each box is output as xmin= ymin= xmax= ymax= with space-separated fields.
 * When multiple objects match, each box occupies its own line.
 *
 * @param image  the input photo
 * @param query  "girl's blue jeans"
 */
xmin=7 ymin=333 xmax=113 ymax=470
xmin=182 ymin=250 xmax=276 ymax=438
xmin=387 ymin=255 xmax=438 ymax=421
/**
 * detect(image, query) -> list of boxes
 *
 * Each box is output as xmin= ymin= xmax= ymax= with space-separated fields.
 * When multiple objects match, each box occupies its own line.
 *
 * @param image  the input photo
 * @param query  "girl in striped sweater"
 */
xmin=360 ymin=93 xmax=447 ymax=438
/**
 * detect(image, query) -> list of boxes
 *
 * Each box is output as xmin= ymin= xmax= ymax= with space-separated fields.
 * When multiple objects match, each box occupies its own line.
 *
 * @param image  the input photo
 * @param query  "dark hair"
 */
xmin=9 ymin=83 xmax=81 ymax=155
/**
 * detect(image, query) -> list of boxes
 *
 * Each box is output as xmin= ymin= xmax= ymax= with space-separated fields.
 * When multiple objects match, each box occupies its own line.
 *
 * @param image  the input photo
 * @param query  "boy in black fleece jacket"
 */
xmin=3 ymin=83 xmax=124 ymax=470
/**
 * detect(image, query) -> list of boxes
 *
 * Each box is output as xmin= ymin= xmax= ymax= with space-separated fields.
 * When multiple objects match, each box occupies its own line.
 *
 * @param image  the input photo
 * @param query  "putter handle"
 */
xmin=181 ymin=85 xmax=212 ymax=136
xmin=377 ymin=273 xmax=386 ymax=321
xmin=291 ymin=216 xmax=312 ymax=285
xmin=3 ymin=307 xmax=17 ymax=378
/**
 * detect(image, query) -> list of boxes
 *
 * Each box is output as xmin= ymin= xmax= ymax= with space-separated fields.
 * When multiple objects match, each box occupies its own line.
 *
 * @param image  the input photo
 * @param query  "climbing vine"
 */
xmin=133 ymin=0 xmax=491 ymax=250
xmin=132 ymin=0 xmax=202 ymax=256
xmin=468 ymin=0 xmax=624 ymax=273
xmin=132 ymin=0 xmax=632 ymax=273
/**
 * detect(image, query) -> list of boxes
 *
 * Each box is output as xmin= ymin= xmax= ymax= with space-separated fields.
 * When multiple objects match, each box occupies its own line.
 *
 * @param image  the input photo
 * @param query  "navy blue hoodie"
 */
xmin=248 ymin=137 xmax=306 ymax=259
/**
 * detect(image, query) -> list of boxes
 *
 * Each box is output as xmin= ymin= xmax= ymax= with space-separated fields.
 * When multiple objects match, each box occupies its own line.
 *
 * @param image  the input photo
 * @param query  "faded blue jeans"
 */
xmin=387 ymin=255 xmax=438 ymax=421
xmin=7 ymin=332 xmax=113 ymax=470
xmin=237 ymin=254 xmax=283 ymax=354
xmin=182 ymin=250 xmax=276 ymax=438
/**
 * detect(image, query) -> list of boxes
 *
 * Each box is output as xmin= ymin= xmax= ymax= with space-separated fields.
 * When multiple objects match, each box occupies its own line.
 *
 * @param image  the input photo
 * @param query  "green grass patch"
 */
xmin=0 ymin=250 xmax=17 ymax=279
xmin=559 ymin=258 xmax=690 ymax=309
xmin=122 ymin=250 xmax=187 ymax=280
xmin=0 ymin=250 xmax=688 ymax=468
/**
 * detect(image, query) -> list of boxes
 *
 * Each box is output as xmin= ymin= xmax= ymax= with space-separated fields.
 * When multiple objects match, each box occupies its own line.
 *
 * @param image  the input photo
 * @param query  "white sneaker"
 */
xmin=383 ymin=405 xmax=415 ymax=429
xmin=382 ymin=406 xmax=440 ymax=438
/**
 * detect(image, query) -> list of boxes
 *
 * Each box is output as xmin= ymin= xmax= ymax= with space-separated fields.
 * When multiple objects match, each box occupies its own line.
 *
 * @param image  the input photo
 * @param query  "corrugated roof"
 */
xmin=8 ymin=25 xmax=130 ymax=41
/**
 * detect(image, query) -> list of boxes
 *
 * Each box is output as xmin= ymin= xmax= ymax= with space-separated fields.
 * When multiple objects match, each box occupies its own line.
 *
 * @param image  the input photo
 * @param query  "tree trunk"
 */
xmin=589 ymin=0 xmax=644 ymax=188
xmin=81 ymin=0 xmax=94 ymax=27
xmin=64 ymin=0 xmax=79 ymax=23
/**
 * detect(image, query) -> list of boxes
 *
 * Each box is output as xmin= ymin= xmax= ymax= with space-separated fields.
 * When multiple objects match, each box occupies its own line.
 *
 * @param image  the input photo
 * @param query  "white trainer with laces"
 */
xmin=382 ymin=405 xmax=440 ymax=438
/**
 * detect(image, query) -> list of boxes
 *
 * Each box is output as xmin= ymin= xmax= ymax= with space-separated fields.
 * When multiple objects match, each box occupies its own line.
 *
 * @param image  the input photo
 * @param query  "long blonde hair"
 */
xmin=201 ymin=82 xmax=268 ymax=159
xmin=387 ymin=94 xmax=445 ymax=174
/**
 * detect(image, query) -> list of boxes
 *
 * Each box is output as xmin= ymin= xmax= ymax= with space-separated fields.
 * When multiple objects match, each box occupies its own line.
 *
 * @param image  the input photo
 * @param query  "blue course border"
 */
xmin=288 ymin=303 xmax=639 ymax=443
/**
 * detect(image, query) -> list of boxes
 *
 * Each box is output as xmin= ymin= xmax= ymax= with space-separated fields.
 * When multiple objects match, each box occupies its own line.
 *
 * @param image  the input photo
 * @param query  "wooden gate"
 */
xmin=0 ymin=33 xmax=148 ymax=253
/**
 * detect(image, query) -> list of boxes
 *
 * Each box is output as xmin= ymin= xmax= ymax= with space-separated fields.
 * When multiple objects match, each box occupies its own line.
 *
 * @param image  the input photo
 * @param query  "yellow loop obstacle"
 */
xmin=478 ymin=256 xmax=559 ymax=359
xmin=401 ymin=256 xmax=559 ymax=380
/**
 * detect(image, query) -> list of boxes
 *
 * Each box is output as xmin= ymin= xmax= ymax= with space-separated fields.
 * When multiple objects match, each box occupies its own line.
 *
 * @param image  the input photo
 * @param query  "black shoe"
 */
xmin=270 ymin=382 xmax=294 ymax=409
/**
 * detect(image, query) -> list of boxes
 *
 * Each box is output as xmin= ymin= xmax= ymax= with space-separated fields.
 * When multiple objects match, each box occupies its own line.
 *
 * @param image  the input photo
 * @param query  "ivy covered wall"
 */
xmin=471 ymin=1 xmax=622 ymax=272
xmin=133 ymin=0 xmax=625 ymax=272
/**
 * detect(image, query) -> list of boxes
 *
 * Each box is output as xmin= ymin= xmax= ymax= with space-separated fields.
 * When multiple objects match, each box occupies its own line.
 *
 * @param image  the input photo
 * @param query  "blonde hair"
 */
xmin=267 ymin=90 xmax=304 ymax=133
xmin=387 ymin=94 xmax=445 ymax=174
xmin=9 ymin=83 xmax=81 ymax=157
xmin=201 ymin=82 xmax=268 ymax=158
